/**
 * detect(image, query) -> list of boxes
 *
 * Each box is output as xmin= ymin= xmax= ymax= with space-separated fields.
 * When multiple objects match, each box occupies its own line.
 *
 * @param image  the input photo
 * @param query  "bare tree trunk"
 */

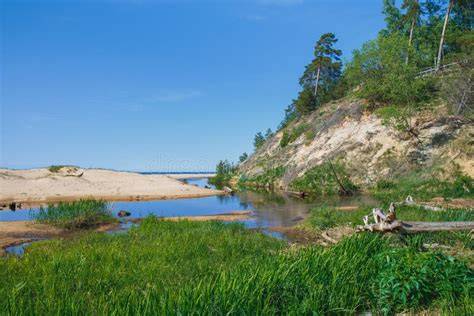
xmin=436 ymin=0 xmax=453 ymax=71
xmin=405 ymin=1 xmax=418 ymax=65
xmin=314 ymin=66 xmax=321 ymax=97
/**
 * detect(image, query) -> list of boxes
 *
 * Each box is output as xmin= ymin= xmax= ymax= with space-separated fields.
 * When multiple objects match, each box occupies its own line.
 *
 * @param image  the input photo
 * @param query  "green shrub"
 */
xmin=35 ymin=199 xmax=114 ymax=229
xmin=239 ymin=166 xmax=285 ymax=188
xmin=372 ymin=248 xmax=473 ymax=315
xmin=290 ymin=161 xmax=357 ymax=195
xmin=372 ymin=169 xmax=474 ymax=201
xmin=280 ymin=124 xmax=309 ymax=148
xmin=48 ymin=165 xmax=66 ymax=173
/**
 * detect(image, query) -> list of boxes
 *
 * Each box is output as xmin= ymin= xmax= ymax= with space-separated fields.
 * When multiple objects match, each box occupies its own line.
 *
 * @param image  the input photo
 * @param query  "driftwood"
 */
xmin=401 ymin=221 xmax=474 ymax=233
xmin=358 ymin=199 xmax=474 ymax=233
xmin=223 ymin=186 xmax=234 ymax=195
xmin=321 ymin=231 xmax=337 ymax=244
xmin=403 ymin=195 xmax=447 ymax=211
xmin=285 ymin=190 xmax=308 ymax=198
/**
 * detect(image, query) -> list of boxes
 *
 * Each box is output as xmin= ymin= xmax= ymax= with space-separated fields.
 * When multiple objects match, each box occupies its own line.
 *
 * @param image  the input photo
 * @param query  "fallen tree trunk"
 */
xmin=285 ymin=190 xmax=308 ymax=198
xmin=401 ymin=221 xmax=474 ymax=233
xmin=358 ymin=221 xmax=474 ymax=233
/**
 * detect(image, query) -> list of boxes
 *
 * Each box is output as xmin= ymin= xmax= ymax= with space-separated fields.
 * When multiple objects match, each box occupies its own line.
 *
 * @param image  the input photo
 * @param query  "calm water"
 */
xmin=0 ymin=178 xmax=378 ymax=229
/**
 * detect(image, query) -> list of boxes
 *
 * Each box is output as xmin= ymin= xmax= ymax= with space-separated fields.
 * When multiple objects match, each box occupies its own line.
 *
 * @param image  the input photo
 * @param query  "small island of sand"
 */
xmin=0 ymin=167 xmax=222 ymax=205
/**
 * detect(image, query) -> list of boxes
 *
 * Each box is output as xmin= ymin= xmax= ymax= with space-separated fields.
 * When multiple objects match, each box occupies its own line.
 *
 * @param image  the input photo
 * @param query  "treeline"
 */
xmin=220 ymin=0 xmax=472 ymax=175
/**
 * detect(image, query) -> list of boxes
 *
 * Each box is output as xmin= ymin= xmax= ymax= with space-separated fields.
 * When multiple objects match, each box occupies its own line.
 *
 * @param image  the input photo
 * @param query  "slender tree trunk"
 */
xmin=314 ymin=66 xmax=321 ymax=97
xmin=436 ymin=0 xmax=453 ymax=71
xmin=405 ymin=0 xmax=418 ymax=65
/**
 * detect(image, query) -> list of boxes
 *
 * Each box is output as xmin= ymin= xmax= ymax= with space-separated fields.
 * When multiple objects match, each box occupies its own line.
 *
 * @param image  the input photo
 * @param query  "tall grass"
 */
xmin=306 ymin=204 xmax=474 ymax=230
xmin=35 ymin=199 xmax=115 ymax=229
xmin=0 ymin=218 xmax=472 ymax=314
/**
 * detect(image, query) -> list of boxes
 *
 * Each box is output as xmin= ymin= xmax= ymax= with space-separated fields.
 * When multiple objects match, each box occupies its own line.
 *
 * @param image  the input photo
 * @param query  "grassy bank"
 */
xmin=36 ymin=199 xmax=115 ymax=229
xmin=0 ymin=218 xmax=472 ymax=314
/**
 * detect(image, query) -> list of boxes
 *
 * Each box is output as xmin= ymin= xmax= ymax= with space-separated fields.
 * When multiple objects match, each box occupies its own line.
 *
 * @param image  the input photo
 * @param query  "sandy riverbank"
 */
xmin=0 ymin=167 xmax=221 ymax=205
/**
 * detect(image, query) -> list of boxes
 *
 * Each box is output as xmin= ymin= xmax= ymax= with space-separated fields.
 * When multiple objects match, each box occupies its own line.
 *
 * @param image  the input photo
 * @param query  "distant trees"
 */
xmin=253 ymin=132 xmax=265 ymax=150
xmin=239 ymin=152 xmax=248 ymax=163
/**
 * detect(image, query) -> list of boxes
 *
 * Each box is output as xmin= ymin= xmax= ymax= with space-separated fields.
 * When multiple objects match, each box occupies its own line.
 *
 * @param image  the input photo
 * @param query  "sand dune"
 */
xmin=0 ymin=167 xmax=222 ymax=204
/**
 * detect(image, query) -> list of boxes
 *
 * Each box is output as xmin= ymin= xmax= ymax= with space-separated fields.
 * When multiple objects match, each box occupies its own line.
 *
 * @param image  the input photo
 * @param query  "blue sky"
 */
xmin=1 ymin=0 xmax=385 ymax=172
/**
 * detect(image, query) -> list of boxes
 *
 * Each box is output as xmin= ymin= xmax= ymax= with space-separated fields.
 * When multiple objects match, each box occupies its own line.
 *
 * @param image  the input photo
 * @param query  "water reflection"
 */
xmin=0 ymin=178 xmax=378 ymax=229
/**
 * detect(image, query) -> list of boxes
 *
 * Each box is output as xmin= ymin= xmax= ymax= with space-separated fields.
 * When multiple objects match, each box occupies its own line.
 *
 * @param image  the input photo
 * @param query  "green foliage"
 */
xmin=304 ymin=128 xmax=316 ymax=144
xmin=293 ymin=87 xmax=317 ymax=115
xmin=299 ymin=32 xmax=343 ymax=109
xmin=290 ymin=161 xmax=357 ymax=195
xmin=372 ymin=248 xmax=473 ymax=315
xmin=277 ymin=104 xmax=297 ymax=131
xmin=345 ymin=33 xmax=434 ymax=107
xmin=35 ymin=199 xmax=114 ymax=229
xmin=373 ymin=168 xmax=474 ymax=201
xmin=209 ymin=160 xmax=235 ymax=186
xmin=239 ymin=152 xmax=248 ymax=163
xmin=48 ymin=165 xmax=66 ymax=173
xmin=375 ymin=105 xmax=411 ymax=130
xmin=279 ymin=123 xmax=309 ymax=148
xmin=253 ymin=132 xmax=265 ymax=150
xmin=239 ymin=166 xmax=285 ymax=188
xmin=0 ymin=221 xmax=471 ymax=314
xmin=264 ymin=128 xmax=273 ymax=139
xmin=307 ymin=204 xmax=474 ymax=230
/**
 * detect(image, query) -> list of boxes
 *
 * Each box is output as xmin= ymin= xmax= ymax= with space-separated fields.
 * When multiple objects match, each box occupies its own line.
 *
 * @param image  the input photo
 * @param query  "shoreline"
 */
xmin=0 ymin=167 xmax=221 ymax=206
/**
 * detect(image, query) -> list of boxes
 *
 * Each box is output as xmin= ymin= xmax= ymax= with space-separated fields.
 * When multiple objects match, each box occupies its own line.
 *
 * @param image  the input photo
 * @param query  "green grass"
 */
xmin=48 ymin=165 xmax=67 ymax=173
xmin=238 ymin=166 xmax=285 ymax=188
xmin=280 ymin=123 xmax=309 ymax=148
xmin=35 ymin=199 xmax=115 ymax=229
xmin=0 ymin=218 xmax=472 ymax=314
xmin=290 ymin=161 xmax=358 ymax=195
xmin=372 ymin=169 xmax=474 ymax=201
xmin=305 ymin=204 xmax=474 ymax=230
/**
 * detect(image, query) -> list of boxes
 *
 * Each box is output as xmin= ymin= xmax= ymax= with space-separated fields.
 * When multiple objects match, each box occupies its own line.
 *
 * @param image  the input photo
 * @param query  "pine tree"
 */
xmin=299 ymin=33 xmax=342 ymax=110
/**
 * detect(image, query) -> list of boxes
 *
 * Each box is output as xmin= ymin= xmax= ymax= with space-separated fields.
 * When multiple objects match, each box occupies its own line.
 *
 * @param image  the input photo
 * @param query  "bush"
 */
xmin=239 ymin=166 xmax=285 ymax=188
xmin=48 ymin=165 xmax=66 ymax=173
xmin=372 ymin=248 xmax=473 ymax=315
xmin=290 ymin=161 xmax=357 ymax=195
xmin=345 ymin=33 xmax=434 ymax=107
xmin=280 ymin=124 xmax=309 ymax=148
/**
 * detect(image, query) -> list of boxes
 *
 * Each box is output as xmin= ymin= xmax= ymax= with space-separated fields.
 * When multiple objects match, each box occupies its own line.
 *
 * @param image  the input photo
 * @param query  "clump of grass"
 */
xmin=48 ymin=165 xmax=66 ymax=173
xmin=280 ymin=123 xmax=309 ymax=148
xmin=0 ymin=220 xmax=471 ymax=314
xmin=35 ymin=199 xmax=115 ymax=229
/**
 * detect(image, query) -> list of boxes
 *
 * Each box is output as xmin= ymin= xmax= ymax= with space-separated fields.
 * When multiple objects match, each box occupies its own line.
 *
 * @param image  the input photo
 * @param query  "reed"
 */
xmin=35 ymin=198 xmax=115 ymax=229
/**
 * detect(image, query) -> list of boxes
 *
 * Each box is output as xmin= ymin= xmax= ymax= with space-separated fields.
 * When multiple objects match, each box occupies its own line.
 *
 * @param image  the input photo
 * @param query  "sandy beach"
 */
xmin=0 ymin=167 xmax=222 ymax=205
